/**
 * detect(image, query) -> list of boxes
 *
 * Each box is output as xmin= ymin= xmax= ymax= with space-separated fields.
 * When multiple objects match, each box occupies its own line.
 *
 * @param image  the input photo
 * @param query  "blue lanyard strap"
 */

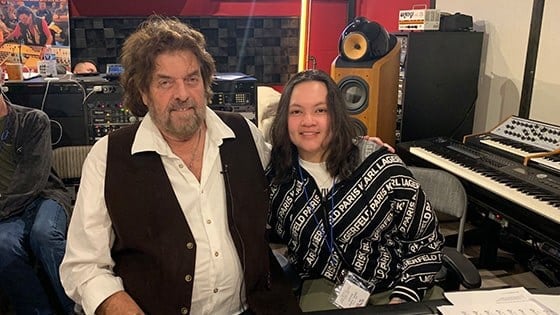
xmin=297 ymin=163 xmax=336 ymax=255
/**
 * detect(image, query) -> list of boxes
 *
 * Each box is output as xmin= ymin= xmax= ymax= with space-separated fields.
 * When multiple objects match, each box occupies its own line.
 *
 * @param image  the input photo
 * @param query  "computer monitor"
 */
xmin=105 ymin=63 xmax=124 ymax=80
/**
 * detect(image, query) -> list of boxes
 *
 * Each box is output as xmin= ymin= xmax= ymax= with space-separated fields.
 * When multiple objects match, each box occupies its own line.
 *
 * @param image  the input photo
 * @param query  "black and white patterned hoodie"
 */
xmin=267 ymin=144 xmax=444 ymax=302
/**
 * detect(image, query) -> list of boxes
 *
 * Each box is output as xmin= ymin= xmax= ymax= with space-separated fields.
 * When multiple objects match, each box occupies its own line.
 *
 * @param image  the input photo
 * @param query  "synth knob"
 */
xmin=129 ymin=116 xmax=138 ymax=123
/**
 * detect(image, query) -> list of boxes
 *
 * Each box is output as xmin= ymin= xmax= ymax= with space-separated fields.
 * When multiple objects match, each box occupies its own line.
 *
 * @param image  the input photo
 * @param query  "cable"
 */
xmin=82 ymin=83 xmax=104 ymax=105
xmin=40 ymin=78 xmax=52 ymax=112
xmin=1 ymin=86 xmax=12 ymax=104
xmin=449 ymin=94 xmax=478 ymax=139
xmin=63 ymin=77 xmax=87 ymax=99
xmin=50 ymin=119 xmax=63 ymax=145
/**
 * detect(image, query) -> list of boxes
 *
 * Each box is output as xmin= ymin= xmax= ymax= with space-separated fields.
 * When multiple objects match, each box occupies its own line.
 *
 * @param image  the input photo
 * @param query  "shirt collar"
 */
xmin=131 ymin=107 xmax=236 ymax=156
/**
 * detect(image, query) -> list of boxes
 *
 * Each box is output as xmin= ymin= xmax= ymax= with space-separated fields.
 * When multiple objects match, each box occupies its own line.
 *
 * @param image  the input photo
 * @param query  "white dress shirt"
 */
xmin=60 ymin=108 xmax=270 ymax=315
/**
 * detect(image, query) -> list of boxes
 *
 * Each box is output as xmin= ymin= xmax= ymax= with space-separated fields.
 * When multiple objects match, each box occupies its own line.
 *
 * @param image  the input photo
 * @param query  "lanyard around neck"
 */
xmin=296 ymin=163 xmax=358 ymax=274
xmin=297 ymin=163 xmax=335 ymax=255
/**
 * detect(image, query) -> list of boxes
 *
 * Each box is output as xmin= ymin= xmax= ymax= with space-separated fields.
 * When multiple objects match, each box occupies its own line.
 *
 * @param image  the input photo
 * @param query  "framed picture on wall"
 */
xmin=0 ymin=0 xmax=70 ymax=72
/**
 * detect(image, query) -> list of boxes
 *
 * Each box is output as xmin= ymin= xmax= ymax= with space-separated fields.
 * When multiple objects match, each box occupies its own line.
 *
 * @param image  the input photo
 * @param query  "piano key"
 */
xmin=531 ymin=157 xmax=560 ymax=172
xmin=479 ymin=139 xmax=560 ymax=172
xmin=409 ymin=146 xmax=560 ymax=225
xmin=480 ymin=139 xmax=535 ymax=157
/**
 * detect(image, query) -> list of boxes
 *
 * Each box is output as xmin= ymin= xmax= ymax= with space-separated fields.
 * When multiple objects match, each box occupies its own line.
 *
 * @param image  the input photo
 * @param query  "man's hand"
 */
xmin=95 ymin=291 xmax=145 ymax=315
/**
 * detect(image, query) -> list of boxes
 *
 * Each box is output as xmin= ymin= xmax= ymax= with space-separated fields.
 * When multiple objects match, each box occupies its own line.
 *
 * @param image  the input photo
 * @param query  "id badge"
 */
xmin=331 ymin=270 xmax=375 ymax=309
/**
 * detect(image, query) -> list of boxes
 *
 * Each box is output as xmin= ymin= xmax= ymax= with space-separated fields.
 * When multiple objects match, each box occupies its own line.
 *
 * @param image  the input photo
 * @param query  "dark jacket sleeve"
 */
xmin=0 ymin=109 xmax=53 ymax=216
xmin=389 ymin=159 xmax=444 ymax=302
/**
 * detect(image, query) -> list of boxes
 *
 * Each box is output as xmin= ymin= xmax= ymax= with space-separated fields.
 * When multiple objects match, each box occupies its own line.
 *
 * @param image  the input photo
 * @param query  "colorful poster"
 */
xmin=0 ymin=0 xmax=70 ymax=72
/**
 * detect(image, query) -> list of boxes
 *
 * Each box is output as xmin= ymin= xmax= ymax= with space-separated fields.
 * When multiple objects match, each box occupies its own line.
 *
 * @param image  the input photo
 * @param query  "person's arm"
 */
xmin=4 ymin=23 xmax=21 ymax=42
xmin=40 ymin=18 xmax=53 ymax=45
xmin=60 ymin=137 xmax=136 ymax=314
xmin=0 ymin=110 xmax=52 ymax=211
xmin=388 ymin=159 xmax=445 ymax=303
xmin=95 ymin=291 xmax=144 ymax=315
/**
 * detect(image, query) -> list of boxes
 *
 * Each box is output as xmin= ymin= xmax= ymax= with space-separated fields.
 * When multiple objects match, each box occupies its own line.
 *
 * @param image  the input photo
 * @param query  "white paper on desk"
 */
xmin=444 ymin=287 xmax=533 ymax=305
xmin=438 ymin=300 xmax=552 ymax=315
xmin=441 ymin=288 xmax=559 ymax=315
xmin=533 ymin=294 xmax=560 ymax=313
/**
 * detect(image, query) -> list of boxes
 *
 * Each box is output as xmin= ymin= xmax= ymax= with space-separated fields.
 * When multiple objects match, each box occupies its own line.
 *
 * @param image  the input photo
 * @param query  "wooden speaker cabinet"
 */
xmin=331 ymin=38 xmax=401 ymax=146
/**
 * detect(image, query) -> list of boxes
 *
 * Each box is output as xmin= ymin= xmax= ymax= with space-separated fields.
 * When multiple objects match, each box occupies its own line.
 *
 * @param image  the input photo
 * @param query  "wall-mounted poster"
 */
xmin=0 ymin=0 xmax=70 ymax=72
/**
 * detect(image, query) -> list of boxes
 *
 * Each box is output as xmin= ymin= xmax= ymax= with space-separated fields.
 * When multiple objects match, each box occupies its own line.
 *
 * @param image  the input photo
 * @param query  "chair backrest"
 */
xmin=52 ymin=145 xmax=92 ymax=205
xmin=409 ymin=166 xmax=468 ymax=253
xmin=52 ymin=145 xmax=93 ymax=180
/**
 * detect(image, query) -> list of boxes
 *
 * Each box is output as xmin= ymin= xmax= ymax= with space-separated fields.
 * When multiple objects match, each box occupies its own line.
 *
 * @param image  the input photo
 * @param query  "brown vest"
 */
xmin=105 ymin=112 xmax=300 ymax=315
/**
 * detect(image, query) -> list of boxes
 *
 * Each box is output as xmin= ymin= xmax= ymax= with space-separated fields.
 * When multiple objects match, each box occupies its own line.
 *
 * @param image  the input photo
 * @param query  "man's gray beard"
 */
xmin=164 ymin=108 xmax=205 ymax=141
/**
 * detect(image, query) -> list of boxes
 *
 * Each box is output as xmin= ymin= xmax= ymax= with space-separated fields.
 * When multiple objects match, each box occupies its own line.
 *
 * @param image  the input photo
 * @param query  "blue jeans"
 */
xmin=0 ymin=198 xmax=75 ymax=314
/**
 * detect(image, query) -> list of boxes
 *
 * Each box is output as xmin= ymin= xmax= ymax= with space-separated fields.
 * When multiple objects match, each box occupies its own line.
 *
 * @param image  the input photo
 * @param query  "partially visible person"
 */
xmin=0 ymin=0 xmax=17 ymax=32
xmin=72 ymin=60 xmax=98 ymax=74
xmin=1 ymin=5 xmax=53 ymax=46
xmin=53 ymin=0 xmax=68 ymax=19
xmin=60 ymin=16 xmax=301 ymax=315
xmin=267 ymin=69 xmax=445 ymax=312
xmin=0 ymin=68 xmax=75 ymax=314
xmin=35 ymin=0 xmax=53 ymax=25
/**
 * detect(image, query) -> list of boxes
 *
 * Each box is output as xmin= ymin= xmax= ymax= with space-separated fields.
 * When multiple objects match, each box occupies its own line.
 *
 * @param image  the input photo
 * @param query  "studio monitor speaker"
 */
xmin=331 ymin=37 xmax=400 ymax=146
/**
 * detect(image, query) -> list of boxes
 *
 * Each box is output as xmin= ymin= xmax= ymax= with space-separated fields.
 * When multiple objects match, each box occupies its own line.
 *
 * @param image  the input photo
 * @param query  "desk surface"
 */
xmin=304 ymin=287 xmax=560 ymax=315
xmin=4 ymin=74 xmax=110 ymax=85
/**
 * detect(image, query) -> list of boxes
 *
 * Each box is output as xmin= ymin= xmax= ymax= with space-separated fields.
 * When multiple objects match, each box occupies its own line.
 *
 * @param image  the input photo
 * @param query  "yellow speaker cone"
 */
xmin=342 ymin=32 xmax=368 ymax=61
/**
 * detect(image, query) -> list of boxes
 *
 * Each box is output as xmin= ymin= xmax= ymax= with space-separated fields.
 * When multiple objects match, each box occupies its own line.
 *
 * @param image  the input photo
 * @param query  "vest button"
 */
xmin=213 ymin=288 xmax=219 ymax=293
xmin=180 ymin=306 xmax=189 ymax=314
xmin=186 ymin=242 xmax=194 ymax=249
xmin=185 ymin=274 xmax=192 ymax=282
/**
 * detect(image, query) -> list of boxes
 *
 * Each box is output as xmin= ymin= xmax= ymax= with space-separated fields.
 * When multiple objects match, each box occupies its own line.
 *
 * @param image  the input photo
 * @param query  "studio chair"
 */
xmin=52 ymin=145 xmax=93 ymax=205
xmin=409 ymin=166 xmax=481 ymax=290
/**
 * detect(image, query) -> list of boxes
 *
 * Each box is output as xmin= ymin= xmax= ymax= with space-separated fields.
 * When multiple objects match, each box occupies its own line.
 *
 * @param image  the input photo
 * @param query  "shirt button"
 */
xmin=213 ymin=288 xmax=219 ymax=293
xmin=179 ymin=164 xmax=184 ymax=168
xmin=214 ymin=251 xmax=219 ymax=257
xmin=186 ymin=242 xmax=194 ymax=249
xmin=185 ymin=274 xmax=192 ymax=282
xmin=206 ymin=219 xmax=212 ymax=224
xmin=180 ymin=306 xmax=189 ymax=314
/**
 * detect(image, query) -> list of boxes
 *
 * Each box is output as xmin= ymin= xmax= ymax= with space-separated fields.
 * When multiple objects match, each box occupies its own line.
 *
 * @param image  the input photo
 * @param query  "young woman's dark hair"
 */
xmin=269 ymin=69 xmax=359 ymax=184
